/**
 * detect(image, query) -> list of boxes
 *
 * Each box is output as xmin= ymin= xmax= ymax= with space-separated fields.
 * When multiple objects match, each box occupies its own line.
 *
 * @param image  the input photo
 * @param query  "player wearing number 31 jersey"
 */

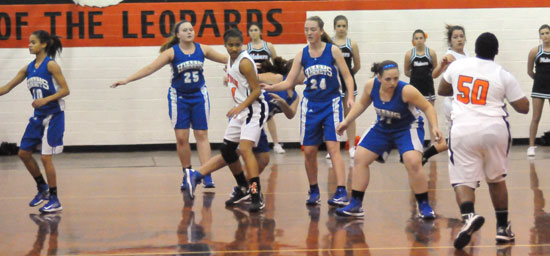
xmin=438 ymin=32 xmax=529 ymax=250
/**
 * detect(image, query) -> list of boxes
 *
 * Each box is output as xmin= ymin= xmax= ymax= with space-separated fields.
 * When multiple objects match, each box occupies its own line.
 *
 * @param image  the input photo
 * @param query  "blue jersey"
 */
xmin=263 ymin=89 xmax=298 ymax=120
xmin=170 ymin=43 xmax=206 ymax=93
xmin=26 ymin=56 xmax=64 ymax=116
xmin=371 ymin=78 xmax=423 ymax=132
xmin=301 ymin=43 xmax=341 ymax=101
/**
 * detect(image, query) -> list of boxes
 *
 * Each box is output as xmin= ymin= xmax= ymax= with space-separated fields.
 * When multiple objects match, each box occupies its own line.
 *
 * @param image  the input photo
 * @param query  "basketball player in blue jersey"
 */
xmin=404 ymin=29 xmax=438 ymax=146
xmin=111 ymin=20 xmax=228 ymax=189
xmin=335 ymin=60 xmax=442 ymax=219
xmin=527 ymin=24 xmax=550 ymax=157
xmin=332 ymin=15 xmax=361 ymax=159
xmin=264 ymin=16 xmax=355 ymax=207
xmin=0 ymin=30 xmax=70 ymax=213
xmin=244 ymin=23 xmax=286 ymax=154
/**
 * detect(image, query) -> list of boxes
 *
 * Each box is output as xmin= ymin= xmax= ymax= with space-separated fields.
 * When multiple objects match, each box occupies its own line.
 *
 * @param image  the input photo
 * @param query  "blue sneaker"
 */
xmin=29 ymin=184 xmax=49 ymax=207
xmin=328 ymin=187 xmax=349 ymax=207
xmin=335 ymin=198 xmax=364 ymax=217
xmin=180 ymin=175 xmax=187 ymax=191
xmin=184 ymin=168 xmax=203 ymax=200
xmin=203 ymin=174 xmax=215 ymax=188
xmin=417 ymin=201 xmax=436 ymax=219
xmin=39 ymin=195 xmax=62 ymax=213
xmin=306 ymin=189 xmax=321 ymax=205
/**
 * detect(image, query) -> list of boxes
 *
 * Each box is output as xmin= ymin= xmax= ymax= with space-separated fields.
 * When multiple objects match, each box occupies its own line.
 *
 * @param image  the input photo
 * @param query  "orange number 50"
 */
xmin=456 ymin=75 xmax=489 ymax=105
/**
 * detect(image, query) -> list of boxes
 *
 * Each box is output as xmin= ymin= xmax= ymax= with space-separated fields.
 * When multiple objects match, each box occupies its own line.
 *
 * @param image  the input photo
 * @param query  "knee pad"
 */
xmin=220 ymin=139 xmax=239 ymax=164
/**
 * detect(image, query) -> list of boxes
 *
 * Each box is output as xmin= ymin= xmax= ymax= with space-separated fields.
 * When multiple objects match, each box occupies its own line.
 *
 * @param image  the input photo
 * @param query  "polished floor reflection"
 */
xmin=1 ymin=146 xmax=550 ymax=255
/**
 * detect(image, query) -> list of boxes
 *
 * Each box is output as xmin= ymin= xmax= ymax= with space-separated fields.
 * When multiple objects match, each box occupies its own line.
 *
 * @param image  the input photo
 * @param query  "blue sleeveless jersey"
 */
xmin=301 ymin=43 xmax=341 ymax=101
xmin=263 ymin=89 xmax=298 ymax=120
xmin=170 ymin=43 xmax=206 ymax=93
xmin=371 ymin=78 xmax=423 ymax=132
xmin=26 ymin=56 xmax=64 ymax=116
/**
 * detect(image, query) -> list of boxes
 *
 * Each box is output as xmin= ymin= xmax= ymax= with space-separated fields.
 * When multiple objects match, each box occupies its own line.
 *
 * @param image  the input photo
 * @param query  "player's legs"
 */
xmin=335 ymin=146 xmax=378 ymax=217
xmin=402 ymin=151 xmax=428 ymax=194
xmin=303 ymin=145 xmax=320 ymax=187
xmin=326 ymin=141 xmax=345 ymax=187
xmin=19 ymin=149 xmax=42 ymax=178
xmin=266 ymin=119 xmax=284 ymax=153
xmin=426 ymin=99 xmax=436 ymax=144
xmin=528 ymin=97 xmax=545 ymax=154
xmin=175 ymin=129 xmax=192 ymax=168
xmin=343 ymin=92 xmax=356 ymax=157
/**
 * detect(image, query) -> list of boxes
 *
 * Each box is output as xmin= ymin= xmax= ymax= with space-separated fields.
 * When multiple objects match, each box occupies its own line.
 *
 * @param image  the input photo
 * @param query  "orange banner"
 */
xmin=0 ymin=0 xmax=548 ymax=47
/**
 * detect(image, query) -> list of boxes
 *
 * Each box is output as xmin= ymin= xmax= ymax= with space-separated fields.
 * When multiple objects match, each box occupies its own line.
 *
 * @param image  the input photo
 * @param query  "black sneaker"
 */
xmin=454 ymin=213 xmax=485 ymax=250
xmin=496 ymin=222 xmax=515 ymax=243
xmin=249 ymin=190 xmax=265 ymax=212
xmin=225 ymin=186 xmax=250 ymax=206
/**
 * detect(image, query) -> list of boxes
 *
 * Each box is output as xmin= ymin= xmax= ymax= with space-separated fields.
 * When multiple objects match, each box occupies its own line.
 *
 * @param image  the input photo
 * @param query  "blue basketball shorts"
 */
xmin=168 ymin=86 xmax=210 ymax=130
xmin=20 ymin=111 xmax=65 ymax=155
xmin=300 ymin=97 xmax=343 ymax=146
xmin=358 ymin=124 xmax=424 ymax=161
xmin=253 ymin=129 xmax=270 ymax=153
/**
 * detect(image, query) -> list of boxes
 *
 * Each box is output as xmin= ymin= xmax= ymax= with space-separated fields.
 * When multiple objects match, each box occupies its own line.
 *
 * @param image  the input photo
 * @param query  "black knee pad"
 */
xmin=220 ymin=139 xmax=239 ymax=164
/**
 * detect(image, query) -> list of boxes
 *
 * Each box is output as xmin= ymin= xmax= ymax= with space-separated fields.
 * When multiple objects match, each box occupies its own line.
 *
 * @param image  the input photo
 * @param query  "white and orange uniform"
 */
xmin=225 ymin=50 xmax=268 ymax=145
xmin=443 ymin=57 xmax=525 ymax=187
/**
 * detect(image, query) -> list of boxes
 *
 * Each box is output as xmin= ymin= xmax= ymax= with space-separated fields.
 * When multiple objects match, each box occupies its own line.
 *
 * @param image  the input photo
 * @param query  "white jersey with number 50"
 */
xmin=443 ymin=57 xmax=525 ymax=120
xmin=226 ymin=51 xmax=263 ymax=105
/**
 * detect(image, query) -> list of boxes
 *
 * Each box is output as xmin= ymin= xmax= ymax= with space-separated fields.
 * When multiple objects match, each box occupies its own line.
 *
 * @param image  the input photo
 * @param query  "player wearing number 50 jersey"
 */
xmin=0 ymin=30 xmax=70 ymax=213
xmin=438 ymin=32 xmax=529 ymax=250
xmin=111 ymin=20 xmax=228 ymax=190
xmin=264 ymin=16 xmax=355 ymax=207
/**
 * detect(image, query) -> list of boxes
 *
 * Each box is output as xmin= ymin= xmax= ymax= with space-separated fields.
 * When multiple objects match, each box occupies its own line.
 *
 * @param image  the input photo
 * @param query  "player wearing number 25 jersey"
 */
xmin=169 ymin=42 xmax=209 ymax=130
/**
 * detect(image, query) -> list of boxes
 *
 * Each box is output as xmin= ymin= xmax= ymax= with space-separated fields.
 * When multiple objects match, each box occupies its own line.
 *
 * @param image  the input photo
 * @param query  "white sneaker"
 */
xmin=527 ymin=146 xmax=536 ymax=157
xmin=349 ymin=147 xmax=356 ymax=159
xmin=273 ymin=143 xmax=286 ymax=154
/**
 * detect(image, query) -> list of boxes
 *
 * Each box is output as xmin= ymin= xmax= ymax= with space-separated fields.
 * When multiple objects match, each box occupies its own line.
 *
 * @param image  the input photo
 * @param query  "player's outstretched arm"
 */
xmin=111 ymin=49 xmax=172 ymax=88
xmin=0 ymin=66 xmax=27 ymax=96
xmin=337 ymin=78 xmax=373 ymax=135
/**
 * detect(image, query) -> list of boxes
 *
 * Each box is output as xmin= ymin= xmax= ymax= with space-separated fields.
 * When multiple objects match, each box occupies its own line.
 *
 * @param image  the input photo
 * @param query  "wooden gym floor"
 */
xmin=1 ymin=145 xmax=549 ymax=255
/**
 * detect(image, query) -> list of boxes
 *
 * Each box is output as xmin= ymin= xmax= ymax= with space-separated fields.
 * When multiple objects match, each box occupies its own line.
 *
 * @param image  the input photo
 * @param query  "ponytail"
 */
xmin=320 ymin=32 xmax=333 ymax=44
xmin=306 ymin=16 xmax=332 ymax=44
xmin=31 ymin=30 xmax=63 ymax=59
xmin=260 ymin=57 xmax=292 ymax=75
xmin=160 ymin=20 xmax=189 ymax=53
xmin=371 ymin=60 xmax=398 ymax=76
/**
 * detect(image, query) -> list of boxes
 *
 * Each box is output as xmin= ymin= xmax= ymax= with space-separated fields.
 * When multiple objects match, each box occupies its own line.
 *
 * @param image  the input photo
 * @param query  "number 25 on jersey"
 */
xmin=456 ymin=75 xmax=489 ymax=105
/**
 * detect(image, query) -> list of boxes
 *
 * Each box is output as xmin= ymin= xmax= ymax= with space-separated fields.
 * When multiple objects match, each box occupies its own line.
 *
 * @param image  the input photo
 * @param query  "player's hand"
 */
xmin=336 ymin=121 xmax=348 ymax=136
xmin=268 ymin=93 xmax=284 ymax=104
xmin=346 ymin=96 xmax=354 ymax=109
xmin=111 ymin=80 xmax=127 ymax=88
xmin=32 ymin=98 xmax=48 ymax=108
xmin=432 ymin=128 xmax=443 ymax=143
xmin=261 ymin=83 xmax=274 ymax=91
xmin=227 ymin=106 xmax=242 ymax=118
